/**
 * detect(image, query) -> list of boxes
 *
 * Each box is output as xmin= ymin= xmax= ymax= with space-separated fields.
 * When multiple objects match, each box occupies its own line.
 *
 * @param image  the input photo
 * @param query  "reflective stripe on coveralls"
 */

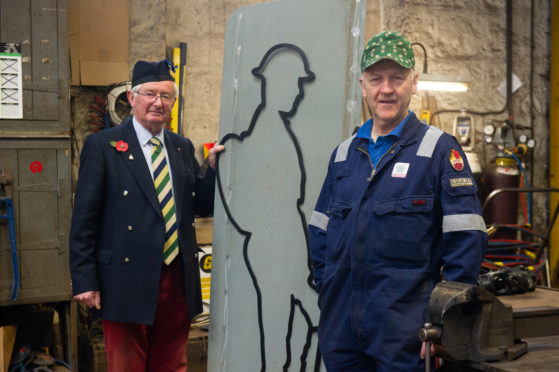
xmin=309 ymin=210 xmax=329 ymax=231
xmin=443 ymin=213 xmax=487 ymax=233
xmin=334 ymin=134 xmax=357 ymax=163
xmin=416 ymin=126 xmax=443 ymax=158
xmin=310 ymin=206 xmax=488 ymax=234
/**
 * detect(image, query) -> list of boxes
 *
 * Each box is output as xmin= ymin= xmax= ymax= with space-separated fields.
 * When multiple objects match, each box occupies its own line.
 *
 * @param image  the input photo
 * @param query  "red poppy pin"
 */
xmin=110 ymin=140 xmax=129 ymax=152
xmin=449 ymin=149 xmax=464 ymax=171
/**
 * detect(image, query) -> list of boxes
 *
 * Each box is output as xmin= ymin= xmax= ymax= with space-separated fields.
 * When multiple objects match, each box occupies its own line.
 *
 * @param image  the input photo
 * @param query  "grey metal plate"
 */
xmin=208 ymin=0 xmax=366 ymax=370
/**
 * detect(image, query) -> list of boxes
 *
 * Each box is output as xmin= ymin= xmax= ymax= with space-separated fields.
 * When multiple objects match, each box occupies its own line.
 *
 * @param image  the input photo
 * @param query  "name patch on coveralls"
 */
xmin=449 ymin=177 xmax=474 ymax=187
xmin=391 ymin=162 xmax=409 ymax=178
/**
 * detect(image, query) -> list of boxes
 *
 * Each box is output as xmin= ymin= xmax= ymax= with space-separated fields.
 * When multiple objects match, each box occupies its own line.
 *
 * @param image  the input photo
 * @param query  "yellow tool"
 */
xmin=169 ymin=43 xmax=187 ymax=134
xmin=169 ymin=48 xmax=181 ymax=133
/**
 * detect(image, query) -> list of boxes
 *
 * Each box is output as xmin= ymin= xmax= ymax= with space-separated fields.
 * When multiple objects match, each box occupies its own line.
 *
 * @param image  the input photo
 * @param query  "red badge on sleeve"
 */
xmin=449 ymin=149 xmax=464 ymax=171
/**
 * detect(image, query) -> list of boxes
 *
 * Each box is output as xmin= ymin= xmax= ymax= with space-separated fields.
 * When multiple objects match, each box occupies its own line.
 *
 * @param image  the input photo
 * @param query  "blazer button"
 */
xmin=192 ymin=192 xmax=196 ymax=197
xmin=128 ymin=225 xmax=133 ymax=231
xmin=123 ymin=190 xmax=128 ymax=196
xmin=124 ymin=257 xmax=130 ymax=263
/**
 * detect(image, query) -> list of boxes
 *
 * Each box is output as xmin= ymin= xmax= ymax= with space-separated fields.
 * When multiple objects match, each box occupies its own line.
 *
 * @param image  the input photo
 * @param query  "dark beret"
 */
xmin=131 ymin=60 xmax=175 ymax=87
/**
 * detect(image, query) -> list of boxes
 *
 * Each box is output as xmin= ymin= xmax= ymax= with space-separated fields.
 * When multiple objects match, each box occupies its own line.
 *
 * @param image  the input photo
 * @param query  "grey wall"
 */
xmin=366 ymin=0 xmax=550 ymax=229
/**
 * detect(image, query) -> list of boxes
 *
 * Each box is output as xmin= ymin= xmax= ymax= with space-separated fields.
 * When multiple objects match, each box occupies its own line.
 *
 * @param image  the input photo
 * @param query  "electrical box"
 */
xmin=453 ymin=114 xmax=475 ymax=151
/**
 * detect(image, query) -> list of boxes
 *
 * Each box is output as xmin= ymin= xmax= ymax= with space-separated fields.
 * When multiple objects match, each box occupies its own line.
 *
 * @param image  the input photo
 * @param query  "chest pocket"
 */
xmin=372 ymin=195 xmax=435 ymax=268
xmin=374 ymin=195 xmax=434 ymax=215
xmin=331 ymin=161 xmax=350 ymax=200
xmin=326 ymin=200 xmax=353 ymax=262
xmin=331 ymin=160 xmax=371 ymax=205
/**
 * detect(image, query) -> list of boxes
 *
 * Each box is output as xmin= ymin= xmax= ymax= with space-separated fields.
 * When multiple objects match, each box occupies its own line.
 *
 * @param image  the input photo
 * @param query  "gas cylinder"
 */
xmin=481 ymin=157 xmax=520 ymax=239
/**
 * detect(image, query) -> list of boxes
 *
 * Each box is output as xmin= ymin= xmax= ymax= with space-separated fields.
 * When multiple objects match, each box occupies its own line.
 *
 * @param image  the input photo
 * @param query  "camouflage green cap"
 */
xmin=361 ymin=30 xmax=415 ymax=72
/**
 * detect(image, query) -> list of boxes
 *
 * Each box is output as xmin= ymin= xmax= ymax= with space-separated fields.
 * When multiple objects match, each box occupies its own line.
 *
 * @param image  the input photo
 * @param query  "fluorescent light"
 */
xmin=418 ymin=74 xmax=469 ymax=92
xmin=418 ymin=81 xmax=469 ymax=92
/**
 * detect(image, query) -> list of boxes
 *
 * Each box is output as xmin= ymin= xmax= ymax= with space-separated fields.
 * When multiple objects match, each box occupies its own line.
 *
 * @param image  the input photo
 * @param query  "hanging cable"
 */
xmin=482 ymin=224 xmax=547 ymax=283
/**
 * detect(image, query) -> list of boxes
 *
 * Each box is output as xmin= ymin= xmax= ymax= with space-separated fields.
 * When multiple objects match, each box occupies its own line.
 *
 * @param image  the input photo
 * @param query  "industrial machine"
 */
xmin=477 ymin=120 xmax=552 ymax=287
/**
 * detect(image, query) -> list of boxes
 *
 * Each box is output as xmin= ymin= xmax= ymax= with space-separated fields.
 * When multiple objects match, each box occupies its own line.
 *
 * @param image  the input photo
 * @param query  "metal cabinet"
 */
xmin=0 ymin=139 xmax=71 ymax=306
xmin=0 ymin=1 xmax=76 ymax=368
xmin=0 ymin=0 xmax=71 ymax=307
xmin=0 ymin=0 xmax=70 ymax=132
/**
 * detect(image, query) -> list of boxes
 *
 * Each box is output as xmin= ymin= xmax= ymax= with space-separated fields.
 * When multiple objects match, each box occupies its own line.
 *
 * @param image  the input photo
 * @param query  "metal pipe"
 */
xmin=550 ymin=0 xmax=559 ymax=286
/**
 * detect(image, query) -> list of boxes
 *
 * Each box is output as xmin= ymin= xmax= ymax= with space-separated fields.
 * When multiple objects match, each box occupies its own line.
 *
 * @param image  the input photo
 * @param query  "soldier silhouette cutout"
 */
xmin=215 ymin=43 xmax=320 ymax=371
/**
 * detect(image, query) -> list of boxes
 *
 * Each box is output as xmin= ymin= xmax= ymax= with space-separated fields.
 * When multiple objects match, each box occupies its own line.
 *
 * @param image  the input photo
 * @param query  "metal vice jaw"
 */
xmin=419 ymin=281 xmax=526 ymax=363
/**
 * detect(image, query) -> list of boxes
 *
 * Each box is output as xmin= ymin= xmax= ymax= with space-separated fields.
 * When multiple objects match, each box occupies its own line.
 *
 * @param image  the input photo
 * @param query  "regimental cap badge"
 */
xmin=449 ymin=149 xmax=464 ymax=171
xmin=131 ymin=59 xmax=176 ymax=88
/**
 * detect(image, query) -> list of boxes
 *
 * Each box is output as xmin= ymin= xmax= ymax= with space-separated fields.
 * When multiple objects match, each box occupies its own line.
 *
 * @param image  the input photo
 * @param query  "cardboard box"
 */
xmin=194 ymin=217 xmax=213 ymax=245
xmin=0 ymin=325 xmax=17 ymax=372
xmin=68 ymin=0 xmax=130 ymax=86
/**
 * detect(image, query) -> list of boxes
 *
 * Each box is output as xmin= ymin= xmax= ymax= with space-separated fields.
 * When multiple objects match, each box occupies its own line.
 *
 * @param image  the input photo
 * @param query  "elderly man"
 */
xmin=70 ymin=60 xmax=223 ymax=371
xmin=308 ymin=31 xmax=487 ymax=371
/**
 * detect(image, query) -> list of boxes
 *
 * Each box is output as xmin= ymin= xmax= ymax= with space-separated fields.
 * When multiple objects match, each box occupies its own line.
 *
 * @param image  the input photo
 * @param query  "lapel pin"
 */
xmin=178 ymin=147 xmax=182 ymax=151
xmin=128 ymin=154 xmax=134 ymax=160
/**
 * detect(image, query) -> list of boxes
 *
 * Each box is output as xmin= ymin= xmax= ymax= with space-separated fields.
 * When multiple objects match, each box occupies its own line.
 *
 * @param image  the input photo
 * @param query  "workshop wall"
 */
xmin=367 ymin=0 xmax=550 ymax=230
xmin=72 ymin=0 xmax=550 ymax=228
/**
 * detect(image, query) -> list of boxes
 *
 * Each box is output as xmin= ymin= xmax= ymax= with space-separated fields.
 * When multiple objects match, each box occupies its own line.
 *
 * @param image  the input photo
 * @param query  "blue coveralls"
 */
xmin=308 ymin=112 xmax=487 ymax=371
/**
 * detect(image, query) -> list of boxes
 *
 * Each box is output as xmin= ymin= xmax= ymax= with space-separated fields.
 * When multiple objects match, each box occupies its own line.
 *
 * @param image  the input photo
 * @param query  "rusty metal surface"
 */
xmin=513 ymin=307 xmax=559 ymax=339
xmin=499 ymin=286 xmax=559 ymax=308
xmin=0 ymin=131 xmax=71 ymax=138
xmin=501 ymin=287 xmax=559 ymax=340
xmin=443 ymin=335 xmax=559 ymax=371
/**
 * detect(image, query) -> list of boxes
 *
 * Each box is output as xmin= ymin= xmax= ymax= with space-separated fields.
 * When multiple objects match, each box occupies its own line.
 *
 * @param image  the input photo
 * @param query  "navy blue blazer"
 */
xmin=69 ymin=117 xmax=214 ymax=324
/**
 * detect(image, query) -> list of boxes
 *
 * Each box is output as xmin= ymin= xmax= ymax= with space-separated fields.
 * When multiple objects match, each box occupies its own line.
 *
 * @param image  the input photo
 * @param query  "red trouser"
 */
xmin=102 ymin=259 xmax=190 ymax=372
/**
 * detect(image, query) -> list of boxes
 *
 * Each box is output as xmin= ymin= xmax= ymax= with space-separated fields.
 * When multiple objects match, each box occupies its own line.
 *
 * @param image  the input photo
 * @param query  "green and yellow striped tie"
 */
xmin=150 ymin=137 xmax=179 ymax=265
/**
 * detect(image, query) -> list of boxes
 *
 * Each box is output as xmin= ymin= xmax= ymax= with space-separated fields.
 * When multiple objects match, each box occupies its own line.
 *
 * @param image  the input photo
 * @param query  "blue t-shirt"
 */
xmin=356 ymin=111 xmax=412 ymax=169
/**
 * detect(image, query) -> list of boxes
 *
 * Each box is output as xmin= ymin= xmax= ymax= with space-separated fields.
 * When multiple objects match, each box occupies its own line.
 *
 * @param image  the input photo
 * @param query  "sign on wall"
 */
xmin=0 ymin=43 xmax=23 ymax=119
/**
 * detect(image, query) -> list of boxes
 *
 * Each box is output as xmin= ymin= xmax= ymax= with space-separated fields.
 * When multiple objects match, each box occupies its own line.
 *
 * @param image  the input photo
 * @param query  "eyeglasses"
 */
xmin=136 ymin=91 xmax=175 ymax=104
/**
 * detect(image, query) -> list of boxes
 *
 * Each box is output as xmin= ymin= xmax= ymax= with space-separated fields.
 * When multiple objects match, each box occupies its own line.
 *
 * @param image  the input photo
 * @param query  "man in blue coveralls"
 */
xmin=308 ymin=31 xmax=487 ymax=371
